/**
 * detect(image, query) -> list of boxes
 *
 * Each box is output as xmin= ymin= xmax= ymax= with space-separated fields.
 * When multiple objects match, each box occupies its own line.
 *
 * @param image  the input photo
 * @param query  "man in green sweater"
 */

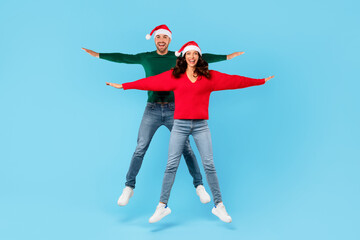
xmin=82 ymin=24 xmax=244 ymax=206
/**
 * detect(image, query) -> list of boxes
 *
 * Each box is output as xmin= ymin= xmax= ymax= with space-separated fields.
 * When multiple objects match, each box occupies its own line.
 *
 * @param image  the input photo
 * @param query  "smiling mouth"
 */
xmin=158 ymin=43 xmax=166 ymax=48
xmin=189 ymin=60 xmax=196 ymax=64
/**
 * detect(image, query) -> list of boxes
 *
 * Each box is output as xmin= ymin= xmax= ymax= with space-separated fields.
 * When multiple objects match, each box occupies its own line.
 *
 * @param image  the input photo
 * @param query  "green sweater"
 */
xmin=100 ymin=51 xmax=227 ymax=103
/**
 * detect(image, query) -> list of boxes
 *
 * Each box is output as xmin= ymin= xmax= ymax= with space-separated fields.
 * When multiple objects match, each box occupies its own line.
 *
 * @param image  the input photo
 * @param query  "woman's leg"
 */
xmin=192 ymin=120 xmax=223 ymax=205
xmin=159 ymin=120 xmax=191 ymax=204
xmin=164 ymin=112 xmax=203 ymax=188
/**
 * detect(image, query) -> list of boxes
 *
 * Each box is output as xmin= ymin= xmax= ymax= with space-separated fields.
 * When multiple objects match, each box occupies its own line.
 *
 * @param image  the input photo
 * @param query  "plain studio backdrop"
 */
xmin=0 ymin=0 xmax=359 ymax=239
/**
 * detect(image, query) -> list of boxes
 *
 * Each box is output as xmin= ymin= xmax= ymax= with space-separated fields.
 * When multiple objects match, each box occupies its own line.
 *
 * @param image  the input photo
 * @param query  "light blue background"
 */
xmin=1 ymin=0 xmax=359 ymax=239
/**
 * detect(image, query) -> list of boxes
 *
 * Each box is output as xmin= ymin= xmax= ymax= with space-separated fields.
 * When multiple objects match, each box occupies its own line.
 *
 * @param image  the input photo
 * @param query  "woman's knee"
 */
xmin=202 ymin=158 xmax=216 ymax=172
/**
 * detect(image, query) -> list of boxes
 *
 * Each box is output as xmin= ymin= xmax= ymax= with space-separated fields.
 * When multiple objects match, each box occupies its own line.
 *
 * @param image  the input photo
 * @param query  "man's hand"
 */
xmin=227 ymin=52 xmax=245 ymax=60
xmin=264 ymin=76 xmax=275 ymax=82
xmin=82 ymin=48 xmax=99 ymax=58
xmin=106 ymin=82 xmax=123 ymax=89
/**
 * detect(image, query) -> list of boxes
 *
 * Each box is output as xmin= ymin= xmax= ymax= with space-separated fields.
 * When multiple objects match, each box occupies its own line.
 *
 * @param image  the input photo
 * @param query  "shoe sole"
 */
xmin=199 ymin=197 xmax=211 ymax=204
xmin=212 ymin=208 xmax=232 ymax=223
xmin=149 ymin=208 xmax=171 ymax=223
xmin=196 ymin=191 xmax=211 ymax=204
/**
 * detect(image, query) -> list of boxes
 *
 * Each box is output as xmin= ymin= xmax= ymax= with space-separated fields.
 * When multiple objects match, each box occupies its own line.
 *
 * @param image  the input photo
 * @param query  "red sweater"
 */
xmin=122 ymin=70 xmax=265 ymax=119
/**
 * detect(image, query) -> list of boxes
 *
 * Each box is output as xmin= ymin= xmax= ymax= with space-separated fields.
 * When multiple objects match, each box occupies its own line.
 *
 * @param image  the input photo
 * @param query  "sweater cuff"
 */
xmin=122 ymin=82 xmax=132 ymax=90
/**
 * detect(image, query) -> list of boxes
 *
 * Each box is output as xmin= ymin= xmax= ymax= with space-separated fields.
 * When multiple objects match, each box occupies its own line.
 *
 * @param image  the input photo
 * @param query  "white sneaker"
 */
xmin=117 ymin=186 xmax=134 ymax=206
xmin=212 ymin=202 xmax=232 ymax=223
xmin=149 ymin=203 xmax=171 ymax=223
xmin=196 ymin=185 xmax=211 ymax=204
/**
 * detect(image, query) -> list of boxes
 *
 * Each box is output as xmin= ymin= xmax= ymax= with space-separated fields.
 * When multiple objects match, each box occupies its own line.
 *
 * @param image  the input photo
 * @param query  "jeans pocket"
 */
xmin=144 ymin=103 xmax=155 ymax=116
xmin=146 ymin=103 xmax=156 ymax=110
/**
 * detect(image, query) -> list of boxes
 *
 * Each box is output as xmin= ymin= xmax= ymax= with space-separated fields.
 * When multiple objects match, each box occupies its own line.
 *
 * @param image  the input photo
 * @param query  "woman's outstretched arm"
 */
xmin=106 ymin=70 xmax=176 ymax=92
xmin=106 ymin=83 xmax=123 ymax=89
xmin=264 ymin=76 xmax=274 ymax=82
xmin=211 ymin=70 xmax=274 ymax=91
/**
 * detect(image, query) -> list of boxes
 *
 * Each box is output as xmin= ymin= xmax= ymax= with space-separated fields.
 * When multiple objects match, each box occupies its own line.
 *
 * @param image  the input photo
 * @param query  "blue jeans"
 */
xmin=125 ymin=103 xmax=203 ymax=189
xmin=160 ymin=119 xmax=223 ymax=205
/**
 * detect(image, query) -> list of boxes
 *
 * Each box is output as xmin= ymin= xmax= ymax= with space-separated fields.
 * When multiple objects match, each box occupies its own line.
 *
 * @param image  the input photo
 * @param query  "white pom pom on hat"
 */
xmin=145 ymin=34 xmax=151 ymax=40
xmin=175 ymin=51 xmax=181 ymax=57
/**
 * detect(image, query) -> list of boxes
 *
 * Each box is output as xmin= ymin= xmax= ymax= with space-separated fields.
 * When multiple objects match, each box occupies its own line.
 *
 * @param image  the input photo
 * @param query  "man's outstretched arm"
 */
xmin=82 ymin=48 xmax=99 ymax=58
xmin=226 ymin=52 xmax=245 ymax=60
xmin=82 ymin=48 xmax=142 ymax=64
xmin=202 ymin=51 xmax=245 ymax=63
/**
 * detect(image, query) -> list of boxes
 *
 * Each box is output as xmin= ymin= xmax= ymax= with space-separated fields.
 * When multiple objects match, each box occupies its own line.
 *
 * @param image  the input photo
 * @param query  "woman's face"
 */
xmin=185 ymin=50 xmax=199 ymax=68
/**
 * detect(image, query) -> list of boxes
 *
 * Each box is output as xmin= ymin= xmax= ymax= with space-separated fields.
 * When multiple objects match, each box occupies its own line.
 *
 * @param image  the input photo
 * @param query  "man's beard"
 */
xmin=156 ymin=44 xmax=168 ymax=53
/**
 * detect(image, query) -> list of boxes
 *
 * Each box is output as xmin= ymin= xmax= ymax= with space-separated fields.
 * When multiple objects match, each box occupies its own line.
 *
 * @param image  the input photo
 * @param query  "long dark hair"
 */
xmin=172 ymin=54 xmax=211 ymax=79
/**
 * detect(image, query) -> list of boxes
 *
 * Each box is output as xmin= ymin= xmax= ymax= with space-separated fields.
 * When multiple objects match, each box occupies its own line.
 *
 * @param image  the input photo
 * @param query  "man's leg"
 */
xmin=125 ymin=103 xmax=162 ymax=189
xmin=163 ymin=104 xmax=203 ymax=188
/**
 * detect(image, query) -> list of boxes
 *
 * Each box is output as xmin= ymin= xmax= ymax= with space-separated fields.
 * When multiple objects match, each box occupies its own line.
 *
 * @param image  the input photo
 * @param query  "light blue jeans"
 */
xmin=125 ymin=103 xmax=203 ymax=189
xmin=160 ymin=119 xmax=223 ymax=205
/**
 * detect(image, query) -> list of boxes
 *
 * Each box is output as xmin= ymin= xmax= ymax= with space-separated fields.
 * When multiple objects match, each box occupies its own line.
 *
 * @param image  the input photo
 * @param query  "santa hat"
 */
xmin=145 ymin=24 xmax=172 ymax=40
xmin=175 ymin=41 xmax=202 ymax=57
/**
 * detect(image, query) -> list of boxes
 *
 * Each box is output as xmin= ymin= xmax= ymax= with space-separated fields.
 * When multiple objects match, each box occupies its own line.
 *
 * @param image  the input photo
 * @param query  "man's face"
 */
xmin=154 ymin=34 xmax=171 ymax=54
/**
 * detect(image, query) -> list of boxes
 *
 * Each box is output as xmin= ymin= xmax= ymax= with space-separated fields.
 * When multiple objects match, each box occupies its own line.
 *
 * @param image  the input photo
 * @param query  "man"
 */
xmin=82 ymin=24 xmax=244 ymax=206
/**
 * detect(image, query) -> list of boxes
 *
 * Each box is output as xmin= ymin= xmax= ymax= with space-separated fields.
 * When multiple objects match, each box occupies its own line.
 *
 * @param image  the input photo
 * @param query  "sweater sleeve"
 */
xmin=202 ymin=53 xmax=227 ymax=63
xmin=99 ymin=52 xmax=142 ymax=64
xmin=122 ymin=70 xmax=176 ymax=91
xmin=210 ymin=70 xmax=265 ymax=91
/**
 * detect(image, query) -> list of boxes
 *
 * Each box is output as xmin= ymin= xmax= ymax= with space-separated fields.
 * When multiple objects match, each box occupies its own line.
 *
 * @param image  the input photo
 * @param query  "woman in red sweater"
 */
xmin=106 ymin=41 xmax=274 ymax=223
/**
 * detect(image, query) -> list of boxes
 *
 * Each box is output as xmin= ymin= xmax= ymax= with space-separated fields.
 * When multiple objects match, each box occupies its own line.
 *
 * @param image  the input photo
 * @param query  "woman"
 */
xmin=106 ymin=41 xmax=274 ymax=223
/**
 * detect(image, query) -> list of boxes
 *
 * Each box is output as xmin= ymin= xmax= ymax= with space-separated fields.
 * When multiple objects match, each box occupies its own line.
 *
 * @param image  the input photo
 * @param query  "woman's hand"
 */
xmin=82 ymin=48 xmax=99 ymax=58
xmin=106 ymin=82 xmax=123 ymax=89
xmin=264 ymin=76 xmax=274 ymax=82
